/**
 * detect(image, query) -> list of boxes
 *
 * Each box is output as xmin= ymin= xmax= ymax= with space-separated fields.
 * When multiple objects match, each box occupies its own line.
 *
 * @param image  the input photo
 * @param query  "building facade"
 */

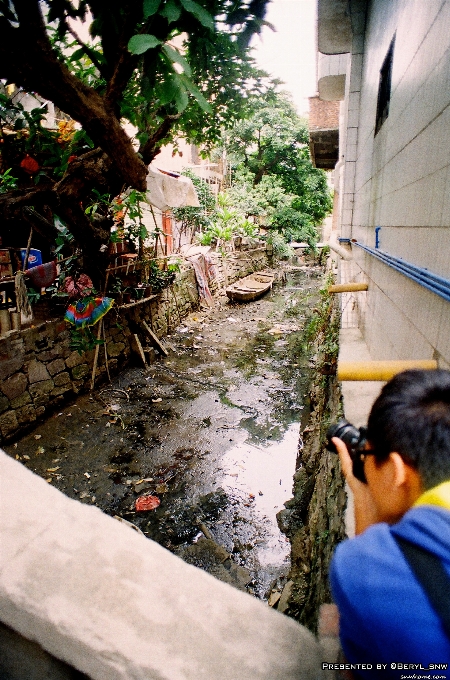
xmin=314 ymin=0 xmax=450 ymax=368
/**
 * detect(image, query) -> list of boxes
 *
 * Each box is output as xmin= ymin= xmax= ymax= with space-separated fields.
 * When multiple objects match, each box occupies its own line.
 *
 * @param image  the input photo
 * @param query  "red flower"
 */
xmin=20 ymin=154 xmax=40 ymax=174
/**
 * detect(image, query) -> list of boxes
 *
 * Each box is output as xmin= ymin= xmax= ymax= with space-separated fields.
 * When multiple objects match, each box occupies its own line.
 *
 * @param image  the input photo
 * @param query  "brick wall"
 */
xmin=309 ymin=97 xmax=340 ymax=131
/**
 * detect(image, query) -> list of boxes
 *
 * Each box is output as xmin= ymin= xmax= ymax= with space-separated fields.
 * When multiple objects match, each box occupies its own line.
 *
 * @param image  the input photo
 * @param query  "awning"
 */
xmin=146 ymin=164 xmax=200 ymax=211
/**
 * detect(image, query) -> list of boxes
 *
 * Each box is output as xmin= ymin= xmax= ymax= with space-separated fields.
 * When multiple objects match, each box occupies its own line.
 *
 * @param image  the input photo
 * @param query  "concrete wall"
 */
xmin=0 ymin=450 xmax=321 ymax=680
xmin=333 ymin=0 xmax=450 ymax=367
xmin=0 ymin=246 xmax=269 ymax=444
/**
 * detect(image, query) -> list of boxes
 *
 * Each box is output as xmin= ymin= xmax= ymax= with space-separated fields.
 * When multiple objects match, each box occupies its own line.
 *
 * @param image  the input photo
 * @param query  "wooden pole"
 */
xmin=23 ymin=227 xmax=33 ymax=271
xmin=90 ymin=272 xmax=110 ymax=391
xmin=90 ymin=320 xmax=103 ymax=391
xmin=141 ymin=319 xmax=168 ymax=356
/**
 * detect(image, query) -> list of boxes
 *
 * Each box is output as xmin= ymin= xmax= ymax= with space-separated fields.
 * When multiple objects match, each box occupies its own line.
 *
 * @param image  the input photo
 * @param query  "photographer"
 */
xmin=329 ymin=369 xmax=450 ymax=677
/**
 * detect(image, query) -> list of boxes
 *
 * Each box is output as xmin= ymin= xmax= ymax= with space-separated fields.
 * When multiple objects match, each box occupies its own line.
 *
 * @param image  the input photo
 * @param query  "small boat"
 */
xmin=226 ymin=271 xmax=274 ymax=302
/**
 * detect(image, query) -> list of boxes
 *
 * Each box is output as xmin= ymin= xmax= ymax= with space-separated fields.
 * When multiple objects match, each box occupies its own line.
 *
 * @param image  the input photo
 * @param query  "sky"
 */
xmin=251 ymin=0 xmax=317 ymax=116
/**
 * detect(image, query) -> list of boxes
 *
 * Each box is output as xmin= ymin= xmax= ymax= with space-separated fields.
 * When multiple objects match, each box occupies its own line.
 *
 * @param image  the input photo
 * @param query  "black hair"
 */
xmin=367 ymin=369 xmax=450 ymax=490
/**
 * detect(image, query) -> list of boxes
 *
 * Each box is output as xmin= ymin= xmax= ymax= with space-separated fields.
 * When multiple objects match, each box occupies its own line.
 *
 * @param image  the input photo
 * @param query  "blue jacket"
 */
xmin=330 ymin=505 xmax=450 ymax=678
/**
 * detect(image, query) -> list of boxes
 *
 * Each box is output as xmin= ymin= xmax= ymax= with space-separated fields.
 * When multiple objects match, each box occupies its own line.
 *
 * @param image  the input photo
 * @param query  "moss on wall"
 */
xmin=277 ymin=271 xmax=347 ymax=632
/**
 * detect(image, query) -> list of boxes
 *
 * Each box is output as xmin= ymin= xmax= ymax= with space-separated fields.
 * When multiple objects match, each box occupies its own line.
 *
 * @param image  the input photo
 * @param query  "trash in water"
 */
xmin=136 ymin=495 xmax=161 ymax=512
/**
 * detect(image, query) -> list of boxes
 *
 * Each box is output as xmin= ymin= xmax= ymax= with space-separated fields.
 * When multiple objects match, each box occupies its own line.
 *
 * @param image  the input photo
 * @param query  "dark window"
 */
xmin=375 ymin=37 xmax=395 ymax=135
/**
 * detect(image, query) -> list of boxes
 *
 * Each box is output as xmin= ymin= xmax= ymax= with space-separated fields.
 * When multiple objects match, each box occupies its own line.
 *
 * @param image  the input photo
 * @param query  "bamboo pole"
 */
xmin=329 ymin=282 xmax=368 ymax=293
xmin=90 ymin=272 xmax=109 ymax=391
xmin=23 ymin=227 xmax=33 ymax=271
xmin=90 ymin=320 xmax=103 ymax=391
xmin=338 ymin=360 xmax=438 ymax=382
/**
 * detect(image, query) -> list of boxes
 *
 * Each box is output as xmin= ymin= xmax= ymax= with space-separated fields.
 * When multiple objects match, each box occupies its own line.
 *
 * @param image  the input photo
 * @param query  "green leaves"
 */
xmin=143 ymin=0 xmax=161 ymax=18
xmin=178 ymin=73 xmax=211 ymax=113
xmin=179 ymin=0 xmax=214 ymax=30
xmin=128 ymin=34 xmax=161 ymax=55
xmin=141 ymin=0 xmax=214 ymax=29
xmin=160 ymin=0 xmax=181 ymax=23
xmin=155 ymin=74 xmax=179 ymax=105
xmin=161 ymin=44 xmax=191 ymax=76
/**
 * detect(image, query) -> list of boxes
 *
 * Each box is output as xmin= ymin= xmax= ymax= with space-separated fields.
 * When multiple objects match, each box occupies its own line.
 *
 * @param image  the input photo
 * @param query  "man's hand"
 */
xmin=332 ymin=437 xmax=380 ymax=534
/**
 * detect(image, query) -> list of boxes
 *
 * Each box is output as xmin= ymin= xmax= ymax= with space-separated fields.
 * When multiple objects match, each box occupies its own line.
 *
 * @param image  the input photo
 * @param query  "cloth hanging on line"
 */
xmin=62 ymin=274 xmax=94 ymax=299
xmin=184 ymin=247 xmax=218 ymax=306
xmin=25 ymin=260 xmax=58 ymax=288
xmin=15 ymin=271 xmax=33 ymax=323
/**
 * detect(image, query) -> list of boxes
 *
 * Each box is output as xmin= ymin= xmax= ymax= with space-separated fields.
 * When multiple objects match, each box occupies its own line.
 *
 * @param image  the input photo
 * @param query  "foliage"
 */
xmin=223 ymin=89 xmax=333 ymax=247
xmin=0 ymin=168 xmax=18 ymax=193
xmin=270 ymin=206 xmax=318 ymax=248
xmin=0 ymin=94 xmax=95 ymax=184
xmin=195 ymin=190 xmax=259 ymax=247
xmin=0 ymin=0 xmax=272 ymax=283
xmin=146 ymin=259 xmax=176 ymax=291
xmin=69 ymin=326 xmax=104 ymax=355
xmin=302 ymin=272 xmax=339 ymax=369
xmin=120 ymin=189 xmax=149 ymax=241
xmin=227 ymin=170 xmax=291 ymax=220
xmin=266 ymin=232 xmax=295 ymax=260
xmin=172 ymin=168 xmax=215 ymax=235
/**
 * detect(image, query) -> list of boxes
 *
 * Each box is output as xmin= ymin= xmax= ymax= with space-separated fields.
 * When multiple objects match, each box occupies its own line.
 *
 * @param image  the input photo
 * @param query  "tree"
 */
xmin=224 ymin=89 xmax=332 ymax=246
xmin=0 ymin=0 xmax=270 ymax=282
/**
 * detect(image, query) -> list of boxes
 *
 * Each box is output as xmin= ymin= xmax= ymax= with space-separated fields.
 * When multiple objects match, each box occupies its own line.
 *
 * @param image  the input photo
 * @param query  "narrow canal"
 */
xmin=5 ymin=262 xmax=325 ymax=600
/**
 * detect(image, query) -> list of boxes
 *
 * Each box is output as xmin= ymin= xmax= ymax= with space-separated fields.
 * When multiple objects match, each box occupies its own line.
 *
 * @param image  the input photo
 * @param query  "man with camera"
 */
xmin=328 ymin=369 xmax=450 ymax=677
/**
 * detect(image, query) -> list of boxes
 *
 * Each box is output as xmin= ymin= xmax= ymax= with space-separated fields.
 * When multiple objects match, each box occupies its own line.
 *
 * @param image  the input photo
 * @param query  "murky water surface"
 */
xmin=6 ymin=264 xmax=324 ymax=598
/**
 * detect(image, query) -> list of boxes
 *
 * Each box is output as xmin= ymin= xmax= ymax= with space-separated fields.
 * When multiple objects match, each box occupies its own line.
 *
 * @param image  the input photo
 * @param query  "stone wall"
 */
xmin=0 ymin=246 xmax=269 ymax=444
xmin=276 ymin=279 xmax=347 ymax=633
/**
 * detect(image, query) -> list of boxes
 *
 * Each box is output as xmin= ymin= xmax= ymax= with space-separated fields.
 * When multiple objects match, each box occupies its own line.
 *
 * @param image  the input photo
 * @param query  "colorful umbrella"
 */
xmin=64 ymin=296 xmax=114 ymax=328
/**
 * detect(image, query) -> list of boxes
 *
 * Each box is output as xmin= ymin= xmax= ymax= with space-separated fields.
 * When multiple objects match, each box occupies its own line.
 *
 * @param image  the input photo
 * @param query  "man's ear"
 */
xmin=389 ymin=452 xmax=407 ymax=487
xmin=389 ymin=451 xmax=423 ymax=500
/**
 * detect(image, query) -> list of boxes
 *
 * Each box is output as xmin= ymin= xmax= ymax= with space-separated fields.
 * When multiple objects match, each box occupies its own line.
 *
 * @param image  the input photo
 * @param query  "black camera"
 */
xmin=326 ymin=420 xmax=369 ymax=483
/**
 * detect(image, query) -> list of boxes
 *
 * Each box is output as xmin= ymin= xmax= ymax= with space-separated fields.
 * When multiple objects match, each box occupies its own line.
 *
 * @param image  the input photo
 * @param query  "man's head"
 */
xmin=367 ymin=369 xmax=450 ymax=491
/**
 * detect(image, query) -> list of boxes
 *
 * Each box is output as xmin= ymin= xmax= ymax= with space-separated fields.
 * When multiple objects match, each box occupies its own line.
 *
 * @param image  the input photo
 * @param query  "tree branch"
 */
xmin=65 ymin=22 xmax=107 ymax=79
xmin=0 ymin=1 xmax=147 ymax=190
xmin=139 ymin=114 xmax=181 ymax=166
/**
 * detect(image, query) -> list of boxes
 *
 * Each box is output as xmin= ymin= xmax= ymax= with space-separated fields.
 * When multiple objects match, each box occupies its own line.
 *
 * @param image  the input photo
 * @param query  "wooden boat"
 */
xmin=226 ymin=272 xmax=274 ymax=302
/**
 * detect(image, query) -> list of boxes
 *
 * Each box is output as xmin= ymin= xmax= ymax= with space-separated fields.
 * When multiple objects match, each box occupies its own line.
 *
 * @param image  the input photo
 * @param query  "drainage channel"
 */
xmin=6 ymin=263 xmax=325 ymax=600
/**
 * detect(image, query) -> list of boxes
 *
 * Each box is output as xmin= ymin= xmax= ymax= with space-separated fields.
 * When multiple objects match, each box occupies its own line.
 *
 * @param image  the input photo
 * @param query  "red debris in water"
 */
xmin=135 ymin=495 xmax=160 ymax=512
xmin=20 ymin=154 xmax=40 ymax=174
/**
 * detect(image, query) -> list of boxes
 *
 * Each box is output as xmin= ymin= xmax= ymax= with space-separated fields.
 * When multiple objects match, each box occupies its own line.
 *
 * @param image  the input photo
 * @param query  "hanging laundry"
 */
xmin=62 ymin=274 xmax=94 ymax=299
xmin=25 ymin=260 xmax=58 ymax=288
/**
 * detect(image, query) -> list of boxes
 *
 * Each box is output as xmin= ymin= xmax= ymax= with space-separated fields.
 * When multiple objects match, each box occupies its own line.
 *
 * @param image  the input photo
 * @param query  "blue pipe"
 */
xmin=354 ymin=242 xmax=450 ymax=304
xmin=375 ymin=226 xmax=381 ymax=249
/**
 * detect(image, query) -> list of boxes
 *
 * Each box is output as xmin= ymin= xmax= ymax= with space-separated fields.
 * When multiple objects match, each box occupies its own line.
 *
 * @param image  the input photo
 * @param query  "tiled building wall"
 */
xmin=341 ymin=0 xmax=450 ymax=367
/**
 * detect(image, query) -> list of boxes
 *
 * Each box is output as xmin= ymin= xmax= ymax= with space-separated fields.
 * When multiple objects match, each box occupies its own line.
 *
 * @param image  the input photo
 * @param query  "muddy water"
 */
xmin=6 ymin=263 xmax=324 ymax=599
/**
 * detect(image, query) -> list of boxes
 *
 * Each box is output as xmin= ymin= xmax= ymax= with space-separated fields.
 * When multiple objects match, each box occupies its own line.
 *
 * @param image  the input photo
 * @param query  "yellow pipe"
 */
xmin=338 ymin=360 xmax=438 ymax=381
xmin=328 ymin=283 xmax=368 ymax=293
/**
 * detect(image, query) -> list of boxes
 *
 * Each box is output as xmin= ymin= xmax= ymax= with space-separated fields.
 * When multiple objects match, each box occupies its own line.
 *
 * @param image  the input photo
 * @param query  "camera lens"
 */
xmin=326 ymin=420 xmax=361 ymax=453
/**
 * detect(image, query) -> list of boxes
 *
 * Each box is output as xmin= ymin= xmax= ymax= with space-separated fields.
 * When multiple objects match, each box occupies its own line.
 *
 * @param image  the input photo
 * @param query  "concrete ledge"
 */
xmin=339 ymin=328 xmax=382 ymax=428
xmin=0 ymin=451 xmax=321 ymax=680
